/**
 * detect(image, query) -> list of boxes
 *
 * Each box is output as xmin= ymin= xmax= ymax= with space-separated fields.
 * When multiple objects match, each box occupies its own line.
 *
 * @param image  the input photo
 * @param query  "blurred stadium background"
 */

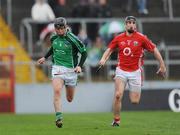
xmin=0 ymin=0 xmax=180 ymax=134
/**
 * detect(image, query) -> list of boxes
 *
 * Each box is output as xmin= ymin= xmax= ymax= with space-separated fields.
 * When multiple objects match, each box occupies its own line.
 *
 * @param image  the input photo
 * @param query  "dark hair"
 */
xmin=125 ymin=16 xmax=136 ymax=22
xmin=54 ymin=17 xmax=67 ymax=28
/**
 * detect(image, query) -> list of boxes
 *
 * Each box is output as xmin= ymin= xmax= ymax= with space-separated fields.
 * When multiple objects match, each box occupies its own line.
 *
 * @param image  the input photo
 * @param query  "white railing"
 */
xmin=1 ymin=45 xmax=180 ymax=83
xmin=20 ymin=17 xmax=180 ymax=58
xmin=168 ymin=0 xmax=174 ymax=20
xmin=0 ymin=0 xmax=12 ymax=27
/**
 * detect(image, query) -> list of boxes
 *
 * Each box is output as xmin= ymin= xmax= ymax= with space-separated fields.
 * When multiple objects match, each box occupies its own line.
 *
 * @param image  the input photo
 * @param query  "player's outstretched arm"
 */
xmin=37 ymin=47 xmax=53 ymax=65
xmin=153 ymin=48 xmax=166 ymax=78
xmin=99 ymin=48 xmax=113 ymax=66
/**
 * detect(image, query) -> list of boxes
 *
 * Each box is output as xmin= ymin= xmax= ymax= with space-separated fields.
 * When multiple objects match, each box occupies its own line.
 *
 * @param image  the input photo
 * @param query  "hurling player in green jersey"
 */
xmin=37 ymin=17 xmax=87 ymax=128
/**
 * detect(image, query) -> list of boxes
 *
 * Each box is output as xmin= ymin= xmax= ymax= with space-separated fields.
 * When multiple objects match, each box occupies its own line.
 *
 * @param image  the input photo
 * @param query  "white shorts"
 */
xmin=51 ymin=65 xmax=77 ymax=86
xmin=115 ymin=67 xmax=142 ymax=92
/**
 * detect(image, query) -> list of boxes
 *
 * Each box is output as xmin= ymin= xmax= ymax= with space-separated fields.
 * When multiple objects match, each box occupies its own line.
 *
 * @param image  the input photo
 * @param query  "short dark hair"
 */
xmin=54 ymin=17 xmax=67 ymax=28
xmin=125 ymin=16 xmax=136 ymax=22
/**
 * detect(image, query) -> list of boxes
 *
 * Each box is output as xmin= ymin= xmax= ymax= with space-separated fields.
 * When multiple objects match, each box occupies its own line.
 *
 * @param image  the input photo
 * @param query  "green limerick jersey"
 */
xmin=50 ymin=32 xmax=87 ymax=68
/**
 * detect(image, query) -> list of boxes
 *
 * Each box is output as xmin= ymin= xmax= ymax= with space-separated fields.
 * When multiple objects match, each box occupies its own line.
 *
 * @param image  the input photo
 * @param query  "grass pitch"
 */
xmin=0 ymin=111 xmax=179 ymax=135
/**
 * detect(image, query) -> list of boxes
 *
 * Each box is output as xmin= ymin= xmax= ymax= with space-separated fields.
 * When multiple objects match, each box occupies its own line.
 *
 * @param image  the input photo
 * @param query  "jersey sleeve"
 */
xmin=142 ymin=36 xmax=156 ymax=52
xmin=108 ymin=36 xmax=118 ymax=50
xmin=67 ymin=32 xmax=87 ymax=53
xmin=44 ymin=46 xmax=53 ymax=59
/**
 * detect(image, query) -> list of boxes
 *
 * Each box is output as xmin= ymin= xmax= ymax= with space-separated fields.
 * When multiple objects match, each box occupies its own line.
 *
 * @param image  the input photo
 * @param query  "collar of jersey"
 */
xmin=125 ymin=31 xmax=137 ymax=37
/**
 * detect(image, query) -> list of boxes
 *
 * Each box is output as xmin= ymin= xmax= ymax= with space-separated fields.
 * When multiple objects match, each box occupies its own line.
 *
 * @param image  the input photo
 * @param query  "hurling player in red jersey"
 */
xmin=99 ymin=16 xmax=166 ymax=126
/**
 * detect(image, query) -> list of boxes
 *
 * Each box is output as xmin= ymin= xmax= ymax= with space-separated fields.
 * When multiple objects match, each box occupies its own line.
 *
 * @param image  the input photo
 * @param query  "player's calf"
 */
xmin=55 ymin=112 xmax=63 ymax=128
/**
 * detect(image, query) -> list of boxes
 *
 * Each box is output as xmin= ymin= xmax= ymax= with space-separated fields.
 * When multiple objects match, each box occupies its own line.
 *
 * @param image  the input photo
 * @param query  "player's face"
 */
xmin=55 ymin=26 xmax=66 ymax=36
xmin=125 ymin=20 xmax=136 ymax=34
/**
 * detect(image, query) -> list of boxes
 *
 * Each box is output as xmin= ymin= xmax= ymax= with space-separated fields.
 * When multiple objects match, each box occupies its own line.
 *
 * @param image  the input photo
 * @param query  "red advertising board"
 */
xmin=0 ymin=54 xmax=15 ymax=112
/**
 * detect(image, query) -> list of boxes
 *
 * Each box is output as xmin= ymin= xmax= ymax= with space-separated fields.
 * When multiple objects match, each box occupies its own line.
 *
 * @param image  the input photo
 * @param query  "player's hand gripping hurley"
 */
xmin=96 ymin=64 xmax=103 ymax=73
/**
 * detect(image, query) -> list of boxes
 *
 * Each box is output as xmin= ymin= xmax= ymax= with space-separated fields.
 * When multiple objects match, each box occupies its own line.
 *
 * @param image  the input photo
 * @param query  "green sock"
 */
xmin=56 ymin=112 xmax=62 ymax=120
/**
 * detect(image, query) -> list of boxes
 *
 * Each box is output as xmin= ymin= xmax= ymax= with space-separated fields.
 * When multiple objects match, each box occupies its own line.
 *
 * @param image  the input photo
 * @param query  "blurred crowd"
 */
xmin=31 ymin=0 xmax=113 ymax=21
xmin=31 ymin=0 xmax=113 ymax=40
xmin=31 ymin=0 xmax=149 ymax=22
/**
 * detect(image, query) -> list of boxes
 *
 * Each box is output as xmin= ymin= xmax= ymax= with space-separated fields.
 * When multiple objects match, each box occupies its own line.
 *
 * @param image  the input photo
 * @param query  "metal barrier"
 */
xmin=0 ymin=0 xmax=12 ymax=27
xmin=19 ymin=17 xmax=180 ymax=57
xmin=1 ymin=45 xmax=180 ymax=83
xmin=19 ymin=18 xmax=126 ymax=57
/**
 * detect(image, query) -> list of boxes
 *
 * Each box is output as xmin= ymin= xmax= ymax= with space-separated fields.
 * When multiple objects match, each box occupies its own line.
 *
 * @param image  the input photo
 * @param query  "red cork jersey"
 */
xmin=108 ymin=31 xmax=156 ymax=72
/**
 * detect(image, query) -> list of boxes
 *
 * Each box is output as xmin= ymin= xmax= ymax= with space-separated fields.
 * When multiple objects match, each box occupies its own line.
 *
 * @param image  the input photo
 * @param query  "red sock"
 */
xmin=114 ymin=117 xmax=120 ymax=122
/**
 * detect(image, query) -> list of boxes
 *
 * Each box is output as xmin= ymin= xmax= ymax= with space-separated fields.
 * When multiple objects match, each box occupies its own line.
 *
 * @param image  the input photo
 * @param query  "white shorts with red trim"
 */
xmin=51 ymin=65 xmax=77 ymax=86
xmin=115 ymin=67 xmax=142 ymax=92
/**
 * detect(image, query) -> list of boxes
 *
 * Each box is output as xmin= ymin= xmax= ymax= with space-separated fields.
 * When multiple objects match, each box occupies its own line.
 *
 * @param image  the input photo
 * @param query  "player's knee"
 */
xmin=131 ymin=99 xmax=140 ymax=104
xmin=54 ymin=90 xmax=61 ymax=97
xmin=67 ymin=98 xmax=73 ymax=102
xmin=67 ymin=96 xmax=73 ymax=102
xmin=130 ymin=92 xmax=141 ymax=104
xmin=115 ymin=92 xmax=123 ymax=101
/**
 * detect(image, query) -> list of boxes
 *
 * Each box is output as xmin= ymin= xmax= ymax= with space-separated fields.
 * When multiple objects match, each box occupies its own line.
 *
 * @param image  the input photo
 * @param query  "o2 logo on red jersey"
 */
xmin=123 ymin=47 xmax=131 ymax=56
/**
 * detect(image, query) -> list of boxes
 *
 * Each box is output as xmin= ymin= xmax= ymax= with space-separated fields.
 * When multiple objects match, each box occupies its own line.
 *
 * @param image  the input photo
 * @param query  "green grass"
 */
xmin=0 ymin=111 xmax=180 ymax=135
